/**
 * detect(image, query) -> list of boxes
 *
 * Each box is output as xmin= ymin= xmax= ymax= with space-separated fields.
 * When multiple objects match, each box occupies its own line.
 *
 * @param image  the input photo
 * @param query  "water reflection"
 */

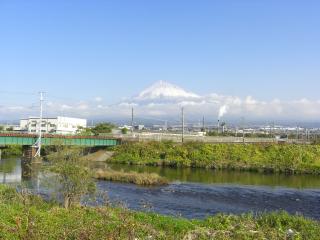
xmin=0 ymin=158 xmax=42 ymax=192
xmin=2 ymin=158 xmax=320 ymax=189
xmin=105 ymin=163 xmax=320 ymax=189
xmin=0 ymin=158 xmax=21 ymax=184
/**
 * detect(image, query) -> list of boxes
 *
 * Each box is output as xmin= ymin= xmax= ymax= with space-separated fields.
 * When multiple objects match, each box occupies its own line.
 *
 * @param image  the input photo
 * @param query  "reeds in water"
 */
xmin=95 ymin=169 xmax=169 ymax=186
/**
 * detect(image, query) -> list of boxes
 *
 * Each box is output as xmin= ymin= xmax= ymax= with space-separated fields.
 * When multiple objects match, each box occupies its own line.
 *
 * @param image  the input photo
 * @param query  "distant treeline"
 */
xmin=109 ymin=141 xmax=320 ymax=174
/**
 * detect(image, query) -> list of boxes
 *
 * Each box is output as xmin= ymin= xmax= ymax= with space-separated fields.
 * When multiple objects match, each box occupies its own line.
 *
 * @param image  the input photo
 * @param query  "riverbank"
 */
xmin=108 ymin=142 xmax=320 ymax=174
xmin=0 ymin=185 xmax=319 ymax=240
xmin=83 ymin=149 xmax=115 ymax=161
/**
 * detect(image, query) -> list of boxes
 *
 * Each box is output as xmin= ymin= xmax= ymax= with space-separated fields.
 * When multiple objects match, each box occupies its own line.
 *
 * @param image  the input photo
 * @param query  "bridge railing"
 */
xmin=0 ymin=133 xmax=121 ymax=146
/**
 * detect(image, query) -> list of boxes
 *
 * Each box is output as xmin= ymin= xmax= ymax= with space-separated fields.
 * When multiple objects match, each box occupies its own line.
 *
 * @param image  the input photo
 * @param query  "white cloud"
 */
xmin=77 ymin=103 xmax=89 ymax=110
xmin=118 ymin=102 xmax=138 ymax=107
xmin=1 ymin=81 xmax=320 ymax=121
xmin=3 ymin=95 xmax=320 ymax=121
xmin=94 ymin=97 xmax=103 ymax=102
xmin=61 ymin=104 xmax=72 ymax=110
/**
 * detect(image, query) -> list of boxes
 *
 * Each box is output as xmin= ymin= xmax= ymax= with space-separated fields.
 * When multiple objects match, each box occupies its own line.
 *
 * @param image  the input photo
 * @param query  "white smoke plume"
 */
xmin=218 ymin=105 xmax=229 ymax=119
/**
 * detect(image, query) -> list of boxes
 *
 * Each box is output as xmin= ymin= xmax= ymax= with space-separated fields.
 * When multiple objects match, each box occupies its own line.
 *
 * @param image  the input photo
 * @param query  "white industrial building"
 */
xmin=20 ymin=117 xmax=87 ymax=135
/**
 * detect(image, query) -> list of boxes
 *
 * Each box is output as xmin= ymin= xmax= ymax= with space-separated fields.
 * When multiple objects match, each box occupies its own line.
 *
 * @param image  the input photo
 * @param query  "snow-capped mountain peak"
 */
xmin=134 ymin=80 xmax=200 ymax=101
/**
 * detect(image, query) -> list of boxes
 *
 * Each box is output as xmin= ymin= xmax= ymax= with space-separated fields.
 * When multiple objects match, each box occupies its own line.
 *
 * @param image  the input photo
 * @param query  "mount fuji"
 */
xmin=121 ymin=81 xmax=203 ymax=107
xmin=134 ymin=80 xmax=200 ymax=101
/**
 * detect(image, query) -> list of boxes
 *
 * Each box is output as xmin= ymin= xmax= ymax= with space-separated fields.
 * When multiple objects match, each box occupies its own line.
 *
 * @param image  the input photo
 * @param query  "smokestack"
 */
xmin=202 ymin=116 xmax=205 ymax=132
xmin=218 ymin=119 xmax=220 ymax=134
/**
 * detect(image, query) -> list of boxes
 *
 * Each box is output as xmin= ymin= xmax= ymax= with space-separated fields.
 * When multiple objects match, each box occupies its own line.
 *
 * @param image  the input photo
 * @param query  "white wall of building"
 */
xmin=20 ymin=117 xmax=87 ymax=135
xmin=56 ymin=117 xmax=87 ymax=134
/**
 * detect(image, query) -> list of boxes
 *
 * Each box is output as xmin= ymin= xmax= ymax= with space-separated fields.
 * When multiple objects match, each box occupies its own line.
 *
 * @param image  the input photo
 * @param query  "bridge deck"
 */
xmin=0 ymin=133 xmax=120 ymax=147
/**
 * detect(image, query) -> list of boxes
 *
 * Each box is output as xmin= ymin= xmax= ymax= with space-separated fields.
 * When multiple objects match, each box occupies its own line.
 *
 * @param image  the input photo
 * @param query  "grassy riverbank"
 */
xmin=95 ymin=169 xmax=169 ymax=185
xmin=109 ymin=142 xmax=320 ymax=174
xmin=0 ymin=185 xmax=319 ymax=240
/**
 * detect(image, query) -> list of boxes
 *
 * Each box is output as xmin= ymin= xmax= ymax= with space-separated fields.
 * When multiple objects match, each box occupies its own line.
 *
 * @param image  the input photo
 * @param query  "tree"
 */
xmin=121 ymin=128 xmax=128 ymax=134
xmin=0 ymin=125 xmax=3 ymax=131
xmin=92 ymin=122 xmax=115 ymax=135
xmin=47 ymin=146 xmax=96 ymax=208
xmin=76 ymin=126 xmax=93 ymax=136
xmin=6 ymin=127 xmax=13 ymax=131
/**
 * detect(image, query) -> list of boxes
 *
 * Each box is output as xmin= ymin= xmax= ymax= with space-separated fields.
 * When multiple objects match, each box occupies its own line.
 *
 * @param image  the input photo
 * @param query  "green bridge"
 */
xmin=0 ymin=134 xmax=120 ymax=147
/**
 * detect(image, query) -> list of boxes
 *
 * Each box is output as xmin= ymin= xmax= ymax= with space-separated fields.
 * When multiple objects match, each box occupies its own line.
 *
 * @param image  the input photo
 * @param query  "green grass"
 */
xmin=94 ymin=169 xmax=169 ymax=186
xmin=0 ymin=185 xmax=319 ymax=239
xmin=108 ymin=141 xmax=320 ymax=174
xmin=1 ymin=145 xmax=22 ymax=158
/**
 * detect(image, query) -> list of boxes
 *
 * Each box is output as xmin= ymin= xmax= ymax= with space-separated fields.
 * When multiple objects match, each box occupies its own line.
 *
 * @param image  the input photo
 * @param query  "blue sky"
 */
xmin=0 ymin=1 xmax=320 ymax=120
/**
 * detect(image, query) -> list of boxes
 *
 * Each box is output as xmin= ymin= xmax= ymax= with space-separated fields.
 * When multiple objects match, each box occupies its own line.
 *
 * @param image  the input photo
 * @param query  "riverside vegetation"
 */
xmin=0 ymin=185 xmax=320 ymax=240
xmin=1 ymin=145 xmax=22 ymax=158
xmin=109 ymin=141 xmax=320 ymax=174
xmin=95 ymin=169 xmax=169 ymax=186
xmin=1 ymin=146 xmax=320 ymax=239
xmin=4 ymin=141 xmax=320 ymax=175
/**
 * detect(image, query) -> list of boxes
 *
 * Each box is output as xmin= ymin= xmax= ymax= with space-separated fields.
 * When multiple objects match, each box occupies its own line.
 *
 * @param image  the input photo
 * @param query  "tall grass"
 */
xmin=2 ymin=145 xmax=22 ymax=157
xmin=95 ymin=169 xmax=169 ymax=185
xmin=0 ymin=185 xmax=319 ymax=240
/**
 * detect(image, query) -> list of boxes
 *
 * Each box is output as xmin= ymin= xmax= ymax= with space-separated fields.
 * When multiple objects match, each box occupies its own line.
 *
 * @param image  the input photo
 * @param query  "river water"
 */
xmin=1 ymin=158 xmax=320 ymax=219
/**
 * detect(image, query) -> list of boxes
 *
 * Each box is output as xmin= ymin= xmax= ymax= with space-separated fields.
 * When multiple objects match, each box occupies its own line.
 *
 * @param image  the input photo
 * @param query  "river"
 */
xmin=1 ymin=158 xmax=320 ymax=219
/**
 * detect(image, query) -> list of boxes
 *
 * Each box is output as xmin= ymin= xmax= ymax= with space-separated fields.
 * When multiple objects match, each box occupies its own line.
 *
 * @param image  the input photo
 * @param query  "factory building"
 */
xmin=20 ymin=116 xmax=87 ymax=135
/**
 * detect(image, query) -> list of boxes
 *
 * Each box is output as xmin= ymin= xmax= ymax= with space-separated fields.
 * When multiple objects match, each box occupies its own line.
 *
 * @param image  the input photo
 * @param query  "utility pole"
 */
xmin=272 ymin=121 xmax=275 ymax=138
xmin=181 ymin=107 xmax=185 ymax=143
xmin=34 ymin=92 xmax=44 ymax=157
xmin=241 ymin=117 xmax=245 ymax=143
xmin=131 ymin=107 xmax=134 ymax=134
xmin=269 ymin=122 xmax=272 ymax=137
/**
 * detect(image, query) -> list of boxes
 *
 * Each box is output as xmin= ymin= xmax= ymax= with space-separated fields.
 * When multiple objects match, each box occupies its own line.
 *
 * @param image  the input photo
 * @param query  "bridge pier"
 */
xmin=21 ymin=155 xmax=42 ymax=181
xmin=22 ymin=145 xmax=41 ymax=180
xmin=22 ymin=145 xmax=38 ymax=160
